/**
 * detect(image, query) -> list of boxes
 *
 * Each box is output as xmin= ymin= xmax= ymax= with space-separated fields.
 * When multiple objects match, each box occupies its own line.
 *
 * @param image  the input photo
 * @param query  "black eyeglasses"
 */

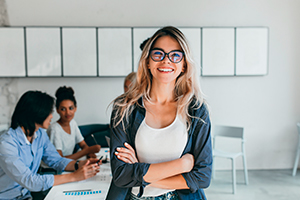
xmin=150 ymin=48 xmax=184 ymax=63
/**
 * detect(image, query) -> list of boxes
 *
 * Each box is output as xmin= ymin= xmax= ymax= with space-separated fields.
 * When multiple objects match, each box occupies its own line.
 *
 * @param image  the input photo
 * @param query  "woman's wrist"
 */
xmin=74 ymin=160 xmax=79 ymax=170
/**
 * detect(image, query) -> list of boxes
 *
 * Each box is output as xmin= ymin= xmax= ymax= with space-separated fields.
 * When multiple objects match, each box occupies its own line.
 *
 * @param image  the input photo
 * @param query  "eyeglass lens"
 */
xmin=150 ymin=49 xmax=184 ymax=63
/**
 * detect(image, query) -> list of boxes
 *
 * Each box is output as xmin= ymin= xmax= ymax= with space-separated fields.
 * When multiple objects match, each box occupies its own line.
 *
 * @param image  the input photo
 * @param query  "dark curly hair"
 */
xmin=55 ymin=86 xmax=77 ymax=109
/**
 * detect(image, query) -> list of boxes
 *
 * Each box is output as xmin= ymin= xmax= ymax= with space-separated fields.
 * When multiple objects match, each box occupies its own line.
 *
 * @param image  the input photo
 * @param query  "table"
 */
xmin=45 ymin=148 xmax=111 ymax=200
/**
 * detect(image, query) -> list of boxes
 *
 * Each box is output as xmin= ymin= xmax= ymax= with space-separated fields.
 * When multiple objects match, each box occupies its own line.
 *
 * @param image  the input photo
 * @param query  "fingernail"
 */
xmin=124 ymin=142 xmax=128 ymax=146
xmin=117 ymin=147 xmax=121 ymax=150
xmin=115 ymin=152 xmax=119 ymax=155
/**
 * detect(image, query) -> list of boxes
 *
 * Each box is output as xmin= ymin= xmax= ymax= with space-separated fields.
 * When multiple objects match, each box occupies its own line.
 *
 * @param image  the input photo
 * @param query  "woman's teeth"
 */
xmin=158 ymin=68 xmax=173 ymax=72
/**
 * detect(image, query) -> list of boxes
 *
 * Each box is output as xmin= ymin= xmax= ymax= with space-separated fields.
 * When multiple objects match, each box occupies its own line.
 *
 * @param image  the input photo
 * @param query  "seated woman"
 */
xmin=48 ymin=86 xmax=101 ymax=160
xmin=0 ymin=90 xmax=100 ymax=200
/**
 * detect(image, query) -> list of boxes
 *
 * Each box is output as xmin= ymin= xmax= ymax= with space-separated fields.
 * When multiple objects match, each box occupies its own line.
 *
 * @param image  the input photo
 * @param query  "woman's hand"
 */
xmin=73 ymin=160 xmax=100 ymax=181
xmin=78 ymin=158 xmax=99 ymax=168
xmin=87 ymin=153 xmax=97 ymax=158
xmin=115 ymin=142 xmax=138 ymax=164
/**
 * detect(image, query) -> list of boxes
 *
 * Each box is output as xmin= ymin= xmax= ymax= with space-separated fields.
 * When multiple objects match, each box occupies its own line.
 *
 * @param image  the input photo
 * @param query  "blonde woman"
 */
xmin=107 ymin=26 xmax=212 ymax=200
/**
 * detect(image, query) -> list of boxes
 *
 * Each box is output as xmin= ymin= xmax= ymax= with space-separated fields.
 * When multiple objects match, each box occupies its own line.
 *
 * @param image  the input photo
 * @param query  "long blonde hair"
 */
xmin=112 ymin=26 xmax=204 ymax=130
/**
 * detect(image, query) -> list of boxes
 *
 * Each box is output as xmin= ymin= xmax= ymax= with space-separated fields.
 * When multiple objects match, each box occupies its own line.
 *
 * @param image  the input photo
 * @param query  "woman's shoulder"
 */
xmin=189 ymin=98 xmax=210 ymax=121
xmin=69 ymin=119 xmax=78 ymax=127
xmin=48 ymin=121 xmax=62 ymax=133
xmin=49 ymin=121 xmax=60 ymax=129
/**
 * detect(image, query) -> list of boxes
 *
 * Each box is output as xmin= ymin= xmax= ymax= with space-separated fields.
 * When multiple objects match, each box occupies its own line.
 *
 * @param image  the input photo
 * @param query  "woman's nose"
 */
xmin=162 ymin=55 xmax=171 ymax=63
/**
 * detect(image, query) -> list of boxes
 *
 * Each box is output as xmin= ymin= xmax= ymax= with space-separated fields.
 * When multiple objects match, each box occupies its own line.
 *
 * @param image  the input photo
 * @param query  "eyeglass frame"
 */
xmin=149 ymin=48 xmax=185 ymax=63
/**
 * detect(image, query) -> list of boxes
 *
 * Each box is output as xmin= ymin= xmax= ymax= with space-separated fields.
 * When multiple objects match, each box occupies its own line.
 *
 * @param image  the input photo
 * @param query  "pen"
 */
xmin=97 ymin=156 xmax=103 ymax=165
xmin=91 ymin=134 xmax=98 ymax=145
xmin=63 ymin=189 xmax=92 ymax=193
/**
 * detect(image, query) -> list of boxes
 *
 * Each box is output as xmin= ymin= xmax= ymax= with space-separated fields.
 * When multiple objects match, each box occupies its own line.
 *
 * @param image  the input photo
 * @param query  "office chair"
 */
xmin=212 ymin=125 xmax=249 ymax=194
xmin=292 ymin=123 xmax=300 ymax=176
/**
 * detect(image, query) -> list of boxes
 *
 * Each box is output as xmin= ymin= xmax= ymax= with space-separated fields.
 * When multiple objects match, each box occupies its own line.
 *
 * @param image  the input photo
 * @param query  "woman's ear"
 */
xmin=181 ymin=64 xmax=186 ymax=72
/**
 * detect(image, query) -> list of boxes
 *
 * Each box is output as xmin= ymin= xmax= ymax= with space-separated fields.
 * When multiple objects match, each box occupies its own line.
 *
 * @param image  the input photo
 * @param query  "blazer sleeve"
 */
xmin=181 ymin=103 xmax=213 ymax=193
xmin=109 ymin=105 xmax=150 ymax=189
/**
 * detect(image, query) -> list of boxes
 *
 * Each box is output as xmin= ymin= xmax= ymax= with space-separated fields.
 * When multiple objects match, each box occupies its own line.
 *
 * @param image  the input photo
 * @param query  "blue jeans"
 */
xmin=130 ymin=191 xmax=179 ymax=200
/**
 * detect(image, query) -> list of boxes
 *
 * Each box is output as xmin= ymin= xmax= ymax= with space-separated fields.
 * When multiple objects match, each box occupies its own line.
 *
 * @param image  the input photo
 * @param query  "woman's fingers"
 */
xmin=124 ymin=142 xmax=135 ymax=151
xmin=115 ymin=151 xmax=137 ymax=163
xmin=115 ymin=154 xmax=133 ymax=164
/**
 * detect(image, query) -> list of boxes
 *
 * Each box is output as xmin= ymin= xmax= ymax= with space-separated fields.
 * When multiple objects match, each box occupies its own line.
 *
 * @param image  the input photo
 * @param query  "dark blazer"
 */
xmin=106 ymin=97 xmax=212 ymax=200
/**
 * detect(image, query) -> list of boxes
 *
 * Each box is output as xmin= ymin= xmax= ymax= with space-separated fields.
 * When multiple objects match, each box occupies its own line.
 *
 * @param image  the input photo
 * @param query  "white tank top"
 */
xmin=132 ymin=115 xmax=188 ymax=197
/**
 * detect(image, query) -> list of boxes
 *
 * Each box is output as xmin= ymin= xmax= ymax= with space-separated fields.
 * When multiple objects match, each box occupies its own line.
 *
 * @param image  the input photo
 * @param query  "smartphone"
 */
xmin=102 ymin=155 xmax=108 ymax=163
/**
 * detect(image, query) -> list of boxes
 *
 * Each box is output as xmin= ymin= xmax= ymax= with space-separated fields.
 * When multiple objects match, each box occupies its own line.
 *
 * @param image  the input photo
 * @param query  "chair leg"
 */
xmin=292 ymin=148 xmax=300 ymax=176
xmin=212 ymin=156 xmax=215 ymax=179
xmin=242 ymin=154 xmax=249 ymax=185
xmin=232 ymin=158 xmax=236 ymax=194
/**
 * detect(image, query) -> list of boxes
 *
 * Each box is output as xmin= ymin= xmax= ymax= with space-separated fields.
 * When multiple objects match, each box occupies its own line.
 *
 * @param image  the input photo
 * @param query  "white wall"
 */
xmin=3 ymin=0 xmax=300 ymax=170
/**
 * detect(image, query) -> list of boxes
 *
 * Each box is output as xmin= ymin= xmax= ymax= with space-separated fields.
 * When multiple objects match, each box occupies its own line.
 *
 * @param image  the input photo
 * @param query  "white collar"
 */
xmin=22 ymin=130 xmax=38 ymax=144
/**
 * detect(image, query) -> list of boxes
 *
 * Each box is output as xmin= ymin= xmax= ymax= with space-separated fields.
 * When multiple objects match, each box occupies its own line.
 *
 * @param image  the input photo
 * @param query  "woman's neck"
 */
xmin=57 ymin=119 xmax=70 ymax=127
xmin=150 ymin=81 xmax=176 ymax=104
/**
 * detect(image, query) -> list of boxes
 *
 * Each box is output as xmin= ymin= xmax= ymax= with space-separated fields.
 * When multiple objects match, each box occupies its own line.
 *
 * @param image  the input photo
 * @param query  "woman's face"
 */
xmin=148 ymin=35 xmax=185 ymax=85
xmin=57 ymin=99 xmax=77 ymax=123
xmin=124 ymin=80 xmax=132 ymax=93
xmin=41 ymin=113 xmax=53 ymax=129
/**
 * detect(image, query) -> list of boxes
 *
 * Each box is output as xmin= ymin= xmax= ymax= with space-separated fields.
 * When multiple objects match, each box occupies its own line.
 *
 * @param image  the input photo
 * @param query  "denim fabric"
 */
xmin=130 ymin=191 xmax=179 ymax=200
xmin=106 ymin=97 xmax=212 ymax=200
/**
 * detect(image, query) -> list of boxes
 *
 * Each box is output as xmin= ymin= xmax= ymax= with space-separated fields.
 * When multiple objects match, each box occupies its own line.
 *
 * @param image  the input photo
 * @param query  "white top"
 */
xmin=132 ymin=115 xmax=188 ymax=197
xmin=47 ymin=119 xmax=84 ymax=156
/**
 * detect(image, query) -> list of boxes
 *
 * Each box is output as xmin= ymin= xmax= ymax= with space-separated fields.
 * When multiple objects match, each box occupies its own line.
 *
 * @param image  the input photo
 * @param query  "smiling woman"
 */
xmin=47 ymin=86 xmax=101 ymax=160
xmin=107 ymin=26 xmax=212 ymax=200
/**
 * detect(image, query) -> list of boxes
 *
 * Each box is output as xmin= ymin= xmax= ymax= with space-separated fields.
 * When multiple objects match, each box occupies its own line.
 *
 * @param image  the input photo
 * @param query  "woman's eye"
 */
xmin=60 ymin=108 xmax=66 ymax=111
xmin=69 ymin=106 xmax=74 ymax=110
xmin=170 ymin=52 xmax=181 ymax=58
xmin=152 ymin=51 xmax=163 ymax=57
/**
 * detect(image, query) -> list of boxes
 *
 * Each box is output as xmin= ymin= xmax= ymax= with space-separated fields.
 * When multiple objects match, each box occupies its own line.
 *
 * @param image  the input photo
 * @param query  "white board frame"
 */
xmin=62 ymin=27 xmax=97 ymax=77
xmin=180 ymin=27 xmax=201 ymax=77
xmin=98 ymin=28 xmax=132 ymax=76
xmin=202 ymin=28 xmax=235 ymax=76
xmin=236 ymin=27 xmax=269 ymax=75
xmin=26 ymin=27 xmax=61 ymax=77
xmin=0 ymin=27 xmax=26 ymax=77
xmin=133 ymin=27 xmax=159 ymax=72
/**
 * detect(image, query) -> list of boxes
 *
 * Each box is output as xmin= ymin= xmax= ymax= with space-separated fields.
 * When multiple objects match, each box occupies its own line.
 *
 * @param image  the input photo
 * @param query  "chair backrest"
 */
xmin=213 ymin=125 xmax=244 ymax=139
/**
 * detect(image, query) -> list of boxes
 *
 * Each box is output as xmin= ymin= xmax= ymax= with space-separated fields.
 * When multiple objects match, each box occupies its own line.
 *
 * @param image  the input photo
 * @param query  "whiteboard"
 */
xmin=26 ymin=27 xmax=61 ymax=76
xmin=180 ymin=28 xmax=201 ymax=77
xmin=0 ymin=27 xmax=26 ymax=77
xmin=202 ymin=28 xmax=235 ymax=76
xmin=133 ymin=27 xmax=159 ymax=71
xmin=98 ymin=28 xmax=132 ymax=76
xmin=62 ymin=28 xmax=97 ymax=76
xmin=236 ymin=27 xmax=269 ymax=75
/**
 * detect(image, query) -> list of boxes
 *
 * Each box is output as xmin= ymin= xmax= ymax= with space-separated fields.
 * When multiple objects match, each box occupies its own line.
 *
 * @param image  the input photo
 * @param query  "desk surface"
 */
xmin=45 ymin=148 xmax=111 ymax=200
